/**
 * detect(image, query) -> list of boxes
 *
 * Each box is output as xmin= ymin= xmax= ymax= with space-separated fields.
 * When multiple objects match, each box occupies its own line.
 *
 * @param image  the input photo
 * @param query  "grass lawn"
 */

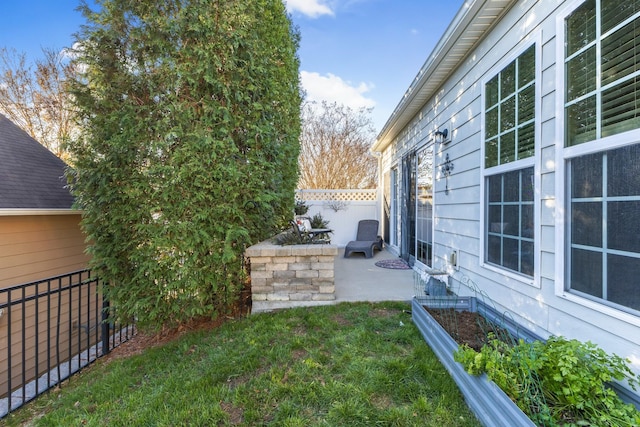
xmin=4 ymin=302 xmax=480 ymax=426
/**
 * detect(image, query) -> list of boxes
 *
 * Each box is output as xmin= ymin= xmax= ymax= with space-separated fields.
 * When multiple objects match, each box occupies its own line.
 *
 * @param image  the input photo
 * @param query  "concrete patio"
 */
xmin=334 ymin=248 xmax=415 ymax=302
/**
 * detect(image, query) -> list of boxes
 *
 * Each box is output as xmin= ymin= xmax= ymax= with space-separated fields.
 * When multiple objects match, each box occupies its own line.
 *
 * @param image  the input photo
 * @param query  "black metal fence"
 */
xmin=0 ymin=270 xmax=135 ymax=417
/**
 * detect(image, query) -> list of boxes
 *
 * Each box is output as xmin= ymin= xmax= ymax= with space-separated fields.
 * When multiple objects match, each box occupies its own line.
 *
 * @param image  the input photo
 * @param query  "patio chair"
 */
xmin=344 ymin=219 xmax=383 ymax=258
xmin=290 ymin=217 xmax=312 ymax=243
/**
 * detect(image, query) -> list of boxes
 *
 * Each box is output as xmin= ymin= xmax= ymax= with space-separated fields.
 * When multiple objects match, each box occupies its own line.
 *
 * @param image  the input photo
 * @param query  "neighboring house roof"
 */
xmin=0 ymin=114 xmax=75 ymax=210
xmin=373 ymin=0 xmax=516 ymax=152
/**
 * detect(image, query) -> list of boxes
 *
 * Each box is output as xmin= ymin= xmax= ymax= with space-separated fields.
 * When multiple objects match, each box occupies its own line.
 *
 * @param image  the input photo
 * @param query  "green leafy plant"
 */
xmin=294 ymin=199 xmax=309 ymax=215
xmin=310 ymin=212 xmax=329 ymax=229
xmin=66 ymin=0 xmax=302 ymax=328
xmin=455 ymin=336 xmax=640 ymax=426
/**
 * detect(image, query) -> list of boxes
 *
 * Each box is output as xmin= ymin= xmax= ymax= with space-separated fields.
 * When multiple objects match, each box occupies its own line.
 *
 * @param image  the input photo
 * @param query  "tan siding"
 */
xmin=0 ymin=215 xmax=89 ymax=288
xmin=0 ymin=214 xmax=94 ymax=398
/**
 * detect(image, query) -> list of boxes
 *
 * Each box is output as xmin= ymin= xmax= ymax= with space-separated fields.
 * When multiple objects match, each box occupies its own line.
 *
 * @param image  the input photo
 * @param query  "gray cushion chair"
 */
xmin=344 ymin=219 xmax=383 ymax=258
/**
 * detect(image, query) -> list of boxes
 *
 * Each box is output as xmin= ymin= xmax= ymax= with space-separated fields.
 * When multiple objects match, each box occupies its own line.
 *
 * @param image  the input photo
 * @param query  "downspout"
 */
xmin=371 ymin=150 xmax=382 ymax=223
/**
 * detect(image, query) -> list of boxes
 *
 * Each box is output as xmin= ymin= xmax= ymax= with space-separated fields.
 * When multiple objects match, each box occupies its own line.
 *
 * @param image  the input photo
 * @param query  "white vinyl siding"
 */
xmin=378 ymin=0 xmax=640 ymax=387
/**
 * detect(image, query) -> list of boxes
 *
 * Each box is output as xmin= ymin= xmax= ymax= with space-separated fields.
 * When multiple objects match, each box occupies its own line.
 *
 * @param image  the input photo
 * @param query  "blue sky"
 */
xmin=2 ymin=0 xmax=463 ymax=133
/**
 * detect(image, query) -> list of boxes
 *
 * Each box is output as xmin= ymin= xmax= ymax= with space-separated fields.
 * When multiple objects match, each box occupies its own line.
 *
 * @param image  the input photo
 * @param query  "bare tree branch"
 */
xmin=298 ymin=101 xmax=377 ymax=189
xmin=0 ymin=47 xmax=76 ymax=158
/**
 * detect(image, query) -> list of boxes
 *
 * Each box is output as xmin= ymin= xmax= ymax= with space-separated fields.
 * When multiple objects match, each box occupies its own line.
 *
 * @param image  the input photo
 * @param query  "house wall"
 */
xmin=0 ymin=213 xmax=92 ymax=399
xmin=0 ymin=214 xmax=89 ymax=288
xmin=380 ymin=0 xmax=640 ymax=383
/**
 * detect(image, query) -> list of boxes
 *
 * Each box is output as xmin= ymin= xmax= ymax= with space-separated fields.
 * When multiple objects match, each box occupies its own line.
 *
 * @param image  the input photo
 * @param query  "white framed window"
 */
xmin=487 ymin=168 xmax=535 ymax=276
xmin=559 ymin=0 xmax=640 ymax=315
xmin=564 ymin=0 xmax=640 ymax=146
xmin=484 ymin=45 xmax=536 ymax=168
xmin=482 ymin=43 xmax=537 ymax=280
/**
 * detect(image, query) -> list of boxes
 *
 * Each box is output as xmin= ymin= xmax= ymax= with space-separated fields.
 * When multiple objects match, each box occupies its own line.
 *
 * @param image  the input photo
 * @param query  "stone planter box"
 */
xmin=411 ymin=297 xmax=536 ymax=427
xmin=246 ymin=240 xmax=338 ymax=313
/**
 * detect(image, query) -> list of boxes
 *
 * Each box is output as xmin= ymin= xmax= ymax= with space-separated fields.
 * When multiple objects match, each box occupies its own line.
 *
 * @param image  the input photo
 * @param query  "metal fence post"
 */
xmin=101 ymin=296 xmax=110 ymax=356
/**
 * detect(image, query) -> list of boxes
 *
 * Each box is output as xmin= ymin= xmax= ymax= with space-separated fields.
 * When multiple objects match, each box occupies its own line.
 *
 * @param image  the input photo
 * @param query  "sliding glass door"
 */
xmin=401 ymin=144 xmax=434 ymax=267
xmin=391 ymin=167 xmax=399 ymax=247
xmin=416 ymin=146 xmax=434 ymax=267
xmin=384 ymin=167 xmax=400 ymax=247
xmin=401 ymin=153 xmax=415 ymax=263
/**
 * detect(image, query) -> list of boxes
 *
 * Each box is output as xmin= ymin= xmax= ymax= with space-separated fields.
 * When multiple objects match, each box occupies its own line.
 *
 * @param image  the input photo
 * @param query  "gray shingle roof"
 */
xmin=0 ymin=114 xmax=75 ymax=209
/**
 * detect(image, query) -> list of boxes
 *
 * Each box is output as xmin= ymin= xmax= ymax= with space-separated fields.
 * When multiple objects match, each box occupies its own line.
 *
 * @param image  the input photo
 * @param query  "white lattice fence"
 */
xmin=296 ymin=189 xmax=376 ymax=202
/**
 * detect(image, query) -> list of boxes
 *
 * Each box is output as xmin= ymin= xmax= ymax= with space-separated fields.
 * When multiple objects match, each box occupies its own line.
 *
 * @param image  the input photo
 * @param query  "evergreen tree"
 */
xmin=67 ymin=0 xmax=301 ymax=327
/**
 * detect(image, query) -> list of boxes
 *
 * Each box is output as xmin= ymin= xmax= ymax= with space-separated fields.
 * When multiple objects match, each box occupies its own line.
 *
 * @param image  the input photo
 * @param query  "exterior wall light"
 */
xmin=435 ymin=128 xmax=449 ymax=144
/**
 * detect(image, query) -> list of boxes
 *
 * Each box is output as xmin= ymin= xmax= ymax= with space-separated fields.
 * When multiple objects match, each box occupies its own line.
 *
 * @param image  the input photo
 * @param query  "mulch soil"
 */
xmin=103 ymin=279 xmax=251 ymax=362
xmin=425 ymin=308 xmax=497 ymax=351
xmin=105 ymin=270 xmax=254 ymax=361
xmin=104 ymin=316 xmax=228 ymax=361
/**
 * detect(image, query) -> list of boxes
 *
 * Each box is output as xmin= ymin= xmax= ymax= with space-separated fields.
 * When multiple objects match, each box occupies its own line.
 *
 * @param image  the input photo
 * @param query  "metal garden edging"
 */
xmin=411 ymin=297 xmax=536 ymax=427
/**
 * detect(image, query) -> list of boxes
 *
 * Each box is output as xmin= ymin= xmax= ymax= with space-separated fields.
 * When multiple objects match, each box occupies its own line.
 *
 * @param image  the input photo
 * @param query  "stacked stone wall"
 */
xmin=246 ymin=241 xmax=337 ymax=311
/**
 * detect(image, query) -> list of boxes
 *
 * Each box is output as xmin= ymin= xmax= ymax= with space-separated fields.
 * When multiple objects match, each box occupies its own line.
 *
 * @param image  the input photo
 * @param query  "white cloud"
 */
xmin=285 ymin=0 xmax=334 ymax=18
xmin=301 ymin=71 xmax=376 ymax=109
xmin=59 ymin=41 xmax=91 ymax=61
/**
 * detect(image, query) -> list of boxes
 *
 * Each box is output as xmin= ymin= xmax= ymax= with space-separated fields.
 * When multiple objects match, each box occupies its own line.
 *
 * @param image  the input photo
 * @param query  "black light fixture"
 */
xmin=435 ymin=128 xmax=449 ymax=144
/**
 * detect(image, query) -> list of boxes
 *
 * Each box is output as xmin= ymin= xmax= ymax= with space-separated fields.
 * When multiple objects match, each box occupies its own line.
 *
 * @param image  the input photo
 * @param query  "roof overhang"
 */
xmin=0 ymin=209 xmax=82 ymax=216
xmin=373 ymin=0 xmax=517 ymax=153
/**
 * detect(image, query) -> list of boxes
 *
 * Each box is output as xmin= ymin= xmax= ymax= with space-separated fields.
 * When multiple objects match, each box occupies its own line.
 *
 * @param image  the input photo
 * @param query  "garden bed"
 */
xmin=246 ymin=239 xmax=338 ymax=313
xmin=411 ymin=297 xmax=536 ymax=427
xmin=413 ymin=295 xmax=640 ymax=426
xmin=425 ymin=308 xmax=499 ymax=352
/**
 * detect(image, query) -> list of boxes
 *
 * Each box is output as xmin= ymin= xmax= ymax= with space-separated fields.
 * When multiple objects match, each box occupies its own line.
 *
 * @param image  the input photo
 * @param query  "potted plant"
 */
xmin=294 ymin=199 xmax=309 ymax=216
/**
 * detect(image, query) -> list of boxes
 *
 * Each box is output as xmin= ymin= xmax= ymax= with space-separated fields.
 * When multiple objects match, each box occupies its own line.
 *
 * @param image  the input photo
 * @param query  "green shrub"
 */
xmin=67 ymin=0 xmax=301 ymax=328
xmin=455 ymin=336 xmax=640 ymax=426
xmin=310 ymin=213 xmax=329 ymax=229
xmin=294 ymin=199 xmax=309 ymax=215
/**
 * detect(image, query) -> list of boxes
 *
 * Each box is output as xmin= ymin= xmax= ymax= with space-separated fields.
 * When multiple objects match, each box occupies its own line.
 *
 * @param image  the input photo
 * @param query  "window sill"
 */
xmin=480 ymin=262 xmax=538 ymax=288
xmin=557 ymin=291 xmax=640 ymax=328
